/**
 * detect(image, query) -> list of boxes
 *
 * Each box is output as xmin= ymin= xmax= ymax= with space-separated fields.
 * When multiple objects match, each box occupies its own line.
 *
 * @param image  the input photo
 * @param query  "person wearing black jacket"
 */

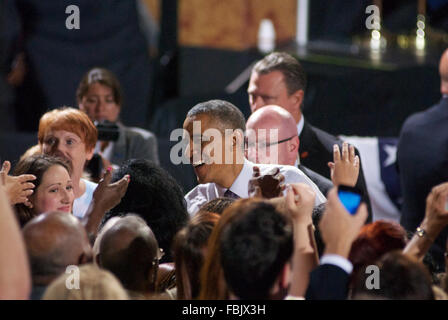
xmin=248 ymin=51 xmax=372 ymax=221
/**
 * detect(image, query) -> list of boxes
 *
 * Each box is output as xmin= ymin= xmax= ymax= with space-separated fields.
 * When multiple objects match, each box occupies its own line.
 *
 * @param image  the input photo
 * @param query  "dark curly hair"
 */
xmin=101 ymin=159 xmax=189 ymax=262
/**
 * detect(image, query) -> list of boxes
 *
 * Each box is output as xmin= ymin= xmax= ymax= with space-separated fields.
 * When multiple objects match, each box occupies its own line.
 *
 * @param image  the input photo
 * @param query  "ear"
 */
xmin=288 ymin=136 xmax=300 ymax=153
xmin=234 ymin=129 xmax=244 ymax=147
xmin=290 ymin=89 xmax=304 ymax=112
xmin=270 ymin=262 xmax=291 ymax=297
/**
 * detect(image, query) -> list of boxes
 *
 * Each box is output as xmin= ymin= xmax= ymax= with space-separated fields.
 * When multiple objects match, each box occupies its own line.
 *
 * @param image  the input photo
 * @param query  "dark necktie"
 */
xmin=224 ymin=189 xmax=240 ymax=199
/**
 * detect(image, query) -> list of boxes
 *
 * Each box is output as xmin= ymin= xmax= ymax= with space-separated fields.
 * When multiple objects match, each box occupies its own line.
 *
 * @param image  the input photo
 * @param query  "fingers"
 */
xmin=285 ymin=185 xmax=299 ymax=212
xmin=279 ymin=183 xmax=286 ymax=193
xmin=1 ymin=161 xmax=11 ymax=175
xmin=16 ymin=174 xmax=37 ymax=183
xmin=333 ymin=144 xmax=341 ymax=162
xmin=253 ymin=185 xmax=262 ymax=198
xmin=341 ymin=142 xmax=349 ymax=161
xmin=277 ymin=173 xmax=285 ymax=184
xmin=100 ymin=167 xmax=113 ymax=186
xmin=252 ymin=166 xmax=261 ymax=178
xmin=353 ymin=203 xmax=368 ymax=226
xmin=21 ymin=182 xmax=35 ymax=190
xmin=354 ymin=155 xmax=359 ymax=167
xmin=349 ymin=144 xmax=356 ymax=162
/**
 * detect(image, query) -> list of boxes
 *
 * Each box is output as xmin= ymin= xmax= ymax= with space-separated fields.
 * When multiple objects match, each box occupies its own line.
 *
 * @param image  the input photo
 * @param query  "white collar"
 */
xmin=225 ymin=158 xmax=253 ymax=198
xmin=296 ymin=115 xmax=305 ymax=136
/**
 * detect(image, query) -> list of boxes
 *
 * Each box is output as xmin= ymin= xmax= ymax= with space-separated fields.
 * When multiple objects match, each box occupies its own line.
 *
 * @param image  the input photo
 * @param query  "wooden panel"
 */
xmin=179 ymin=0 xmax=297 ymax=51
xmin=142 ymin=0 xmax=161 ymax=23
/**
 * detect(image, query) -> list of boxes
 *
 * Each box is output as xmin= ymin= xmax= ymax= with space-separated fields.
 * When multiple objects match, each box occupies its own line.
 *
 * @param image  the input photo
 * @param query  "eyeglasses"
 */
xmin=245 ymin=135 xmax=297 ymax=150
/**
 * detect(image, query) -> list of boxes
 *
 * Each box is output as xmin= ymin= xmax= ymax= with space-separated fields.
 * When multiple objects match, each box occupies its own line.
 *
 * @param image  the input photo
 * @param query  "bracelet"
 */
xmin=416 ymin=227 xmax=434 ymax=242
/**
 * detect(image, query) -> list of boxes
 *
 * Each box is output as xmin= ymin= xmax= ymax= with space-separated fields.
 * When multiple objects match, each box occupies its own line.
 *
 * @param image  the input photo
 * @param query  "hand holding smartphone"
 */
xmin=337 ymin=185 xmax=364 ymax=215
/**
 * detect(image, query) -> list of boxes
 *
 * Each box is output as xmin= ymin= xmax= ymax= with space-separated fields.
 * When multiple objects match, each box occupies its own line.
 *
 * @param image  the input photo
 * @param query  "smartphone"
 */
xmin=338 ymin=185 xmax=363 ymax=215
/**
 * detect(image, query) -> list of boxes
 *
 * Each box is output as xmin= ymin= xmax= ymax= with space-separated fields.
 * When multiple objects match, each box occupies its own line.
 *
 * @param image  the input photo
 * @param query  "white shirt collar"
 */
xmin=226 ymin=158 xmax=254 ymax=198
xmin=296 ymin=115 xmax=305 ymax=136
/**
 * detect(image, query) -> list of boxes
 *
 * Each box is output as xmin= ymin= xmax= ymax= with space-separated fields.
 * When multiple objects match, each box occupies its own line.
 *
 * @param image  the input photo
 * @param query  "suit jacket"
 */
xmin=397 ymin=97 xmax=448 ymax=269
xmin=298 ymin=164 xmax=333 ymax=196
xmin=299 ymin=121 xmax=372 ymax=221
xmin=110 ymin=122 xmax=160 ymax=166
xmin=305 ymin=264 xmax=350 ymax=300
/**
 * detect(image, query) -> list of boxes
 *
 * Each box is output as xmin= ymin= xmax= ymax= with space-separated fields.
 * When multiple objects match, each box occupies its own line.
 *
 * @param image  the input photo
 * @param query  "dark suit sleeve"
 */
xmin=305 ymin=264 xmax=350 ymax=300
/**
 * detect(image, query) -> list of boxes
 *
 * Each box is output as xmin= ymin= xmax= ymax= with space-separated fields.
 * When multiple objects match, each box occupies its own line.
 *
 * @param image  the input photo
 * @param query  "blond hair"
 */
xmin=43 ymin=264 xmax=128 ymax=300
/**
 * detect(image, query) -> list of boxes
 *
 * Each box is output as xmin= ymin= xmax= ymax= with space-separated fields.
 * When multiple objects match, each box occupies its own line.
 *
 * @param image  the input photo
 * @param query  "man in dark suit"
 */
xmin=248 ymin=52 xmax=372 ymax=220
xmin=246 ymin=104 xmax=333 ymax=196
xmin=397 ymin=49 xmax=448 ymax=270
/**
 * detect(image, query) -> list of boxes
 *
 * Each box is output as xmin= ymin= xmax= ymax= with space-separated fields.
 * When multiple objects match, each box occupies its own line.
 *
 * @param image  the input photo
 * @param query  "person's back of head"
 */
xmin=102 ymin=159 xmax=189 ymax=262
xmin=42 ymin=264 xmax=128 ymax=300
xmin=352 ymin=251 xmax=434 ymax=300
xmin=219 ymin=200 xmax=293 ymax=300
xmin=172 ymin=212 xmax=220 ymax=299
xmin=98 ymin=214 xmax=161 ymax=295
xmin=349 ymin=220 xmax=407 ymax=288
xmin=22 ymin=211 xmax=92 ymax=286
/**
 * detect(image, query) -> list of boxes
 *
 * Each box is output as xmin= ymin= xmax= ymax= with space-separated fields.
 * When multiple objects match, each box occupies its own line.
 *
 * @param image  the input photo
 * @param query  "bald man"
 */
xmin=98 ymin=214 xmax=161 ymax=299
xmin=246 ymin=105 xmax=333 ymax=195
xmin=23 ymin=211 xmax=93 ymax=300
xmin=397 ymin=49 xmax=448 ymax=270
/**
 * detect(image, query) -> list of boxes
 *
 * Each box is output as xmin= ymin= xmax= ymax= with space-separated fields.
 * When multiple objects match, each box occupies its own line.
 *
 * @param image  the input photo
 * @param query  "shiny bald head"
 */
xmin=246 ymin=105 xmax=299 ymax=165
xmin=23 ymin=211 xmax=92 ymax=285
xmin=440 ymin=49 xmax=448 ymax=95
xmin=98 ymin=214 xmax=160 ymax=293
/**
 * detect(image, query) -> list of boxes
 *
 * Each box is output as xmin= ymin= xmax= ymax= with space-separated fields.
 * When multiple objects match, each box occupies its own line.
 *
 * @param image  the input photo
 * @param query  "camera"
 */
xmin=95 ymin=120 xmax=120 ymax=142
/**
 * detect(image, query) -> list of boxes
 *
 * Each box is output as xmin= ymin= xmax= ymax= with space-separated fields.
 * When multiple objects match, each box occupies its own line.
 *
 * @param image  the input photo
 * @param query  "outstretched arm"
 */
xmin=0 ymin=183 xmax=31 ymax=299
xmin=81 ymin=168 xmax=129 ymax=243
xmin=403 ymin=182 xmax=448 ymax=261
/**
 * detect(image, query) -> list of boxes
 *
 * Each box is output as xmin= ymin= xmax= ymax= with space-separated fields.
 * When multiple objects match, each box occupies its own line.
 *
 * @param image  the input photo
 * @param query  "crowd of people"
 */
xmin=1 ymin=48 xmax=448 ymax=301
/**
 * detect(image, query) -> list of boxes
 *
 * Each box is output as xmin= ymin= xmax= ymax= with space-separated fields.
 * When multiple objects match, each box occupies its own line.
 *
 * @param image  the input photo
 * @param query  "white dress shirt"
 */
xmin=296 ymin=115 xmax=305 ymax=136
xmin=185 ymin=158 xmax=326 ymax=216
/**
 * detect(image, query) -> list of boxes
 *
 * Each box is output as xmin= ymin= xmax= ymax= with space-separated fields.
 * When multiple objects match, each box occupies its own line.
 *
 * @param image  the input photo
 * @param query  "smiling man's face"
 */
xmin=183 ymin=113 xmax=234 ymax=186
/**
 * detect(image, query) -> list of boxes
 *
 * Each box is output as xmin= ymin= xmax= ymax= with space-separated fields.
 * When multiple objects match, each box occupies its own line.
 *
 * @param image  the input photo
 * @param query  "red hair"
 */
xmin=348 ymin=220 xmax=408 ymax=288
xmin=38 ymin=107 xmax=97 ymax=151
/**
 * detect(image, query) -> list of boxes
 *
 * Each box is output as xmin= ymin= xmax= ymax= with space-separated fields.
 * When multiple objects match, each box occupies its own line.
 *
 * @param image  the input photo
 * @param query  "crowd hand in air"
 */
xmin=248 ymin=166 xmax=285 ymax=199
xmin=0 ymin=161 xmax=36 ymax=207
xmin=328 ymin=142 xmax=359 ymax=187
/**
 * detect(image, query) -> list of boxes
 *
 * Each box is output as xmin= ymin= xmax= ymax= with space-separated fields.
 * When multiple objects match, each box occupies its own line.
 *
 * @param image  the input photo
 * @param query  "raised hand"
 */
xmin=328 ymin=142 xmax=359 ymax=187
xmin=248 ymin=166 xmax=285 ymax=199
xmin=83 ymin=168 xmax=129 ymax=240
xmin=1 ymin=161 xmax=36 ymax=206
xmin=92 ymin=168 xmax=130 ymax=213
xmin=319 ymin=187 xmax=368 ymax=258
xmin=285 ymin=183 xmax=316 ymax=226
